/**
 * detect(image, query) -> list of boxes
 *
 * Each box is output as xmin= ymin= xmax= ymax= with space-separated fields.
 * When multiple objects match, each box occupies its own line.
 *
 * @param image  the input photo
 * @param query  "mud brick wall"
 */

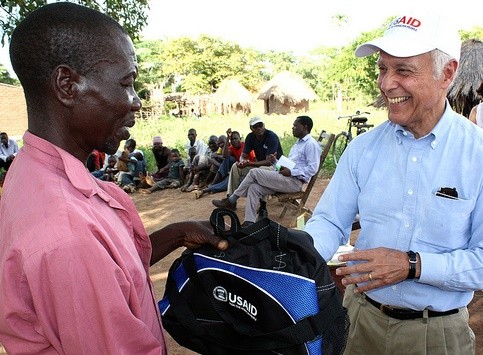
xmin=0 ymin=83 xmax=27 ymax=140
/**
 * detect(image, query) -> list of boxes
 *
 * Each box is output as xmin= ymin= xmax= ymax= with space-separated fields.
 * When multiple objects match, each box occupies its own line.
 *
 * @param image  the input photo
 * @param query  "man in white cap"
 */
xmin=221 ymin=116 xmax=283 ymax=206
xmin=304 ymin=11 xmax=482 ymax=354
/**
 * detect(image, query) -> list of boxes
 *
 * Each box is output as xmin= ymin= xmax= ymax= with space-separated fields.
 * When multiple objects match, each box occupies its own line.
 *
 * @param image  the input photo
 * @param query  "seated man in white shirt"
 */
xmin=212 ymin=116 xmax=321 ymax=227
xmin=0 ymin=132 xmax=19 ymax=171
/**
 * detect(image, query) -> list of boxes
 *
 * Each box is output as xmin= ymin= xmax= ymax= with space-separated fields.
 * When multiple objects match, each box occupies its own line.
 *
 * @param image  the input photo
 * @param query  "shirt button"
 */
xmin=412 ymin=157 xmax=417 ymax=162
xmin=404 ymin=222 xmax=410 ymax=228
xmin=408 ymin=189 xmax=413 ymax=195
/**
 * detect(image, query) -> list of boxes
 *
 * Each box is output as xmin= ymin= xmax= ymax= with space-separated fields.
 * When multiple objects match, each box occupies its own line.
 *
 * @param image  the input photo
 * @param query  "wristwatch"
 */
xmin=406 ymin=250 xmax=417 ymax=280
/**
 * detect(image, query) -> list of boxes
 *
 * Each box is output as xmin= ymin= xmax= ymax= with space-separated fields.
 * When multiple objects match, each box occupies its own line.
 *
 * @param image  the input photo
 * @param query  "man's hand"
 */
xmin=278 ymin=167 xmax=291 ymax=176
xmin=149 ymin=220 xmax=229 ymax=266
xmin=237 ymin=160 xmax=250 ymax=168
xmin=336 ymin=247 xmax=414 ymax=293
xmin=268 ymin=153 xmax=277 ymax=164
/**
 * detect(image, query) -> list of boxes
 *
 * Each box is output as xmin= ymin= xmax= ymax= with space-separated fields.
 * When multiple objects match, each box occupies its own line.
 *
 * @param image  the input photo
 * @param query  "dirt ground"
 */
xmin=132 ymin=178 xmax=482 ymax=355
xmin=0 ymin=177 xmax=480 ymax=354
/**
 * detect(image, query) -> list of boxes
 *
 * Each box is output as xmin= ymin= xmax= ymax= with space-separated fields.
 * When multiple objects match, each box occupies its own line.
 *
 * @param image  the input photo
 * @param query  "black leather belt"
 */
xmin=365 ymin=295 xmax=459 ymax=320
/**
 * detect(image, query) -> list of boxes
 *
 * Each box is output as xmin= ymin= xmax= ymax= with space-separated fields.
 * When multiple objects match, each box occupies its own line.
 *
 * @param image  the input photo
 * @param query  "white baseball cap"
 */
xmin=249 ymin=116 xmax=264 ymax=126
xmin=355 ymin=12 xmax=461 ymax=62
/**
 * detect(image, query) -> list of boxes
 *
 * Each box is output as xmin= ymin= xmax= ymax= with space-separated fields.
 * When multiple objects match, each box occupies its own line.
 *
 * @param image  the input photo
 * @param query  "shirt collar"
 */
xmin=298 ymin=134 xmax=310 ymax=143
xmin=394 ymin=100 xmax=455 ymax=149
xmin=23 ymin=131 xmax=109 ymax=200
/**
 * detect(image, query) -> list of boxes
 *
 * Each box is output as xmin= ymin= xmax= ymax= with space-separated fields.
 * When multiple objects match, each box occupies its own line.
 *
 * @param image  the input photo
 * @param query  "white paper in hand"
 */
xmin=277 ymin=155 xmax=296 ymax=170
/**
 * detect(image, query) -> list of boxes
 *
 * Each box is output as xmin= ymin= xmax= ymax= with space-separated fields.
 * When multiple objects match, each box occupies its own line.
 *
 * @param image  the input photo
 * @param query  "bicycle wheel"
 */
xmin=332 ymin=133 xmax=350 ymax=165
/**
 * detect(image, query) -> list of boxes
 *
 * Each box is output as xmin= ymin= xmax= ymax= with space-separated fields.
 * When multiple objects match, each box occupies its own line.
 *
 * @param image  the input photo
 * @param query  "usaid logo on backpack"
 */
xmin=213 ymin=286 xmax=258 ymax=320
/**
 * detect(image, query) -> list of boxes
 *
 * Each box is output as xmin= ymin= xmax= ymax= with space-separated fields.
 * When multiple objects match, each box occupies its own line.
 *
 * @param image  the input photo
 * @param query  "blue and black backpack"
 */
xmin=159 ymin=208 xmax=349 ymax=354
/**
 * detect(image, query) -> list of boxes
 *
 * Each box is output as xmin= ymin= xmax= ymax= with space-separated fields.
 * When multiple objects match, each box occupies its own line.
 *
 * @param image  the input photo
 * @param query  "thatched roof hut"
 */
xmin=448 ymin=39 xmax=483 ymax=117
xmin=257 ymin=71 xmax=317 ymax=115
xmin=211 ymin=78 xmax=252 ymax=115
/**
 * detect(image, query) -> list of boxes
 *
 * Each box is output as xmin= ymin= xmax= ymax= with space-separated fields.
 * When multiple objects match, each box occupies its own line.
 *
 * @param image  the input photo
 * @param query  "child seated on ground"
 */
xmin=117 ymin=149 xmax=138 ymax=193
xmin=101 ymin=155 xmax=119 ymax=182
xmin=139 ymin=149 xmax=185 ymax=194
xmin=181 ymin=135 xmax=219 ymax=192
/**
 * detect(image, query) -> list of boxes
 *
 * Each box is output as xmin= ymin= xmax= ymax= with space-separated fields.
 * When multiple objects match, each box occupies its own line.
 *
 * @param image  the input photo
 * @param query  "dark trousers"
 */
xmin=0 ymin=159 xmax=12 ymax=171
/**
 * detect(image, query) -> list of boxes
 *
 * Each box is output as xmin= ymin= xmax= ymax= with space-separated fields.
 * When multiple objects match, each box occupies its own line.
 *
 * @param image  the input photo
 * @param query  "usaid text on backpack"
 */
xmin=159 ymin=208 xmax=349 ymax=354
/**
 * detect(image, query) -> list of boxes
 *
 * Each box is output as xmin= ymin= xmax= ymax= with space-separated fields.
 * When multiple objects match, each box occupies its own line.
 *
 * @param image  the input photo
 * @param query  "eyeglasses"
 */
xmin=251 ymin=123 xmax=264 ymax=130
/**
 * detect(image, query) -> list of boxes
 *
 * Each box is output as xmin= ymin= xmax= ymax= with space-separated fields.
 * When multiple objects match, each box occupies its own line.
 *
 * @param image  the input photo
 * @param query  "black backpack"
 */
xmin=159 ymin=208 xmax=349 ymax=354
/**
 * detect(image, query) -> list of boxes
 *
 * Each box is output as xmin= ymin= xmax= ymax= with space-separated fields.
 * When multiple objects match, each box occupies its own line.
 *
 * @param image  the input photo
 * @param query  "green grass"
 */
xmin=132 ymin=101 xmax=389 ymax=175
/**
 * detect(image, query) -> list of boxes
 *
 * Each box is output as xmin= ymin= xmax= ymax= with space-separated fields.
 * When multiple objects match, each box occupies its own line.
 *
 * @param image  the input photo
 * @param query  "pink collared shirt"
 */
xmin=0 ymin=132 xmax=167 ymax=354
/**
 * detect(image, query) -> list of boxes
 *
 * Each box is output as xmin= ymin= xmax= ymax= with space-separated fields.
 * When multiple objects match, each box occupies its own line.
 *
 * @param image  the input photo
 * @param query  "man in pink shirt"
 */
xmin=0 ymin=3 xmax=227 ymax=354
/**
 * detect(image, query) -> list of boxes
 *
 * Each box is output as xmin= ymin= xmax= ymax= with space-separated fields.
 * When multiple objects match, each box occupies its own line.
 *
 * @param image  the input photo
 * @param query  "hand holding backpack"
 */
xmin=159 ymin=208 xmax=349 ymax=354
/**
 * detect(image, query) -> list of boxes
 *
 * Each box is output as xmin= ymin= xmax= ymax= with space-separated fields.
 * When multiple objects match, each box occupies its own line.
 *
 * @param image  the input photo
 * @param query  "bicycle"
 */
xmin=332 ymin=111 xmax=373 ymax=165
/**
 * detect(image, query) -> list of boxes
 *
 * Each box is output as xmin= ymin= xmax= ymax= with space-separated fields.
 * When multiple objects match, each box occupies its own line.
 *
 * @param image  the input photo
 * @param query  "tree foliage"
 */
xmin=0 ymin=63 xmax=17 ymax=84
xmin=136 ymin=35 xmax=266 ymax=95
xmin=0 ymin=0 xmax=149 ymax=45
xmin=460 ymin=27 xmax=483 ymax=41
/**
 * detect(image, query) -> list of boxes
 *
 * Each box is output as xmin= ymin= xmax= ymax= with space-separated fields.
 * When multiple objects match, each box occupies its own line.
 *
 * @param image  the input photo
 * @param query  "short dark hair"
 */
xmin=296 ymin=116 xmax=314 ymax=133
xmin=9 ymin=2 xmax=127 ymax=102
xmin=125 ymin=138 xmax=136 ymax=149
xmin=171 ymin=148 xmax=180 ymax=154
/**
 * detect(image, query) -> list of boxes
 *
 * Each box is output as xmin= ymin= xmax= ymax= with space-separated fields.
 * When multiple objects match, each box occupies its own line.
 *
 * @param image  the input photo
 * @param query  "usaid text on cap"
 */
xmin=389 ymin=16 xmax=421 ymax=31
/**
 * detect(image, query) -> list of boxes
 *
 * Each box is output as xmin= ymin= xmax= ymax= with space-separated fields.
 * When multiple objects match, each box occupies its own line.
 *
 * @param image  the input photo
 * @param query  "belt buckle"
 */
xmin=379 ymin=304 xmax=394 ymax=317
xmin=380 ymin=304 xmax=394 ymax=315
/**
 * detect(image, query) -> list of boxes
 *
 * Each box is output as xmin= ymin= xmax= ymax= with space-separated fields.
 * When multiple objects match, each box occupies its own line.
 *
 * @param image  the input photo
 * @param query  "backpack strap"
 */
xmin=210 ymin=208 xmax=242 ymax=239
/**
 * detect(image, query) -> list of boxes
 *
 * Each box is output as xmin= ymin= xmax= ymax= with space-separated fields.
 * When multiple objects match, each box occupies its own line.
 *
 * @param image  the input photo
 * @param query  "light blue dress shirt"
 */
xmin=305 ymin=103 xmax=483 ymax=311
xmin=288 ymin=134 xmax=322 ymax=183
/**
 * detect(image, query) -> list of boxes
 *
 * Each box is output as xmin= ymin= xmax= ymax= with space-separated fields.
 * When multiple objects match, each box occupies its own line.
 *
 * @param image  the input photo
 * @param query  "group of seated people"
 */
xmin=150 ymin=116 xmax=321 ymax=226
xmin=138 ymin=128 xmax=228 ymax=195
xmin=88 ymin=138 xmax=147 ymax=193
xmin=87 ymin=116 xmax=322 ymax=226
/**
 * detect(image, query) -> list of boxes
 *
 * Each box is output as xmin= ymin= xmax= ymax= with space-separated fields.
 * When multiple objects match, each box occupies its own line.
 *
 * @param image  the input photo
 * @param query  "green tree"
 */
xmin=135 ymin=39 xmax=167 ymax=99
xmin=0 ymin=0 xmax=149 ymax=45
xmin=156 ymin=35 xmax=264 ymax=94
xmin=0 ymin=63 xmax=18 ymax=84
xmin=259 ymin=50 xmax=298 ymax=80
xmin=460 ymin=27 xmax=483 ymax=41
xmin=314 ymin=22 xmax=386 ymax=104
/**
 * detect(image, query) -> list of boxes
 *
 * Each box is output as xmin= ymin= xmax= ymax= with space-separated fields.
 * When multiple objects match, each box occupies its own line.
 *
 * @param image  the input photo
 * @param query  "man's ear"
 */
xmin=52 ymin=65 xmax=81 ymax=107
xmin=442 ymin=59 xmax=458 ymax=89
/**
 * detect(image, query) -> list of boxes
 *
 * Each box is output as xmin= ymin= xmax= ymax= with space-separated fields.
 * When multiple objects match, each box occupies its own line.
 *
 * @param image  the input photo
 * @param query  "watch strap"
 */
xmin=406 ymin=250 xmax=417 ymax=280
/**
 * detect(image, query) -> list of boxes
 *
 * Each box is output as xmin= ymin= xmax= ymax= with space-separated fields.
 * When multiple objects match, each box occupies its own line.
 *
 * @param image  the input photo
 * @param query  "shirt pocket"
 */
xmin=418 ymin=194 xmax=473 ymax=250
